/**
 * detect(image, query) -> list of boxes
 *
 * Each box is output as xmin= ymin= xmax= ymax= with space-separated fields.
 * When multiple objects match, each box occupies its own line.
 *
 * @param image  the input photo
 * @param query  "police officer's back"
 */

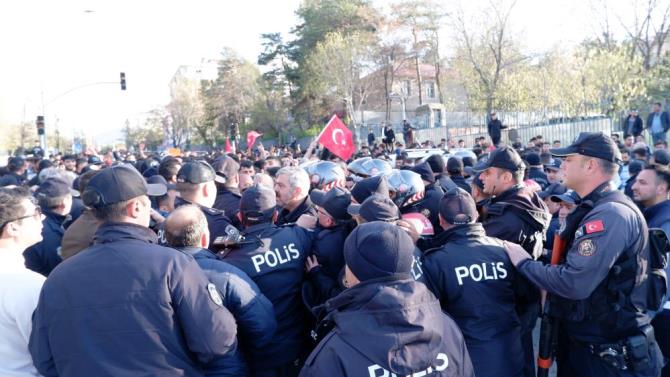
xmin=167 ymin=160 xmax=236 ymax=250
xmin=300 ymin=222 xmax=474 ymax=377
xmin=505 ymin=132 xmax=664 ymax=377
xmin=422 ymin=188 xmax=523 ymax=377
xmin=28 ymin=164 xmax=238 ymax=376
xmin=164 ymin=204 xmax=277 ymax=376
xmin=223 ymin=184 xmax=314 ymax=376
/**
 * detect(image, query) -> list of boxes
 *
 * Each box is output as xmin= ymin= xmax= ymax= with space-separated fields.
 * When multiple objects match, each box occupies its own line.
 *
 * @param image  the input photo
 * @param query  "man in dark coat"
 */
xmin=624 ymin=109 xmax=644 ymax=138
xmin=165 ymin=204 xmax=277 ymax=376
xmin=487 ymin=112 xmax=506 ymax=147
xmin=299 ymin=222 xmax=474 ymax=377
xmin=29 ymin=165 xmax=238 ymax=376
xmin=23 ymin=177 xmax=76 ymax=276
xmin=475 ymin=146 xmax=551 ymax=377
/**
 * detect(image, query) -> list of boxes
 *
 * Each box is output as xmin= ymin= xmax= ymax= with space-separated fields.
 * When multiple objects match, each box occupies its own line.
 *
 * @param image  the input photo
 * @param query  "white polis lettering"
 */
xmin=367 ymin=353 xmax=449 ymax=377
xmin=251 ymin=243 xmax=301 ymax=273
xmin=454 ymin=262 xmax=508 ymax=286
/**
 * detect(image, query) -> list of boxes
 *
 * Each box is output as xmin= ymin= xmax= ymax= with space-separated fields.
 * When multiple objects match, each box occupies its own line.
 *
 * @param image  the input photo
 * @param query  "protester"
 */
xmin=0 ymin=187 xmax=46 ymax=377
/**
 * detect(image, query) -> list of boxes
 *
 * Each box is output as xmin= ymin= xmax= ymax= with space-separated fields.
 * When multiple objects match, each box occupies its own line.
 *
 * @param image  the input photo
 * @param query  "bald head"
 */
xmin=164 ymin=204 xmax=209 ymax=248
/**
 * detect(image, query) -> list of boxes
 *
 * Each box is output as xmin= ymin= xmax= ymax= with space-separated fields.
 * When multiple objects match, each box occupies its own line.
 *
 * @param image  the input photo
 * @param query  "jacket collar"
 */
xmin=94 ymin=222 xmax=158 ymax=245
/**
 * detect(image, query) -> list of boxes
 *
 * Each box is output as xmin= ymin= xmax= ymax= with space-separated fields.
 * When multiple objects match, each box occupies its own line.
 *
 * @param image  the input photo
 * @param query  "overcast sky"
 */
xmin=0 ymin=0 xmax=630 ymax=145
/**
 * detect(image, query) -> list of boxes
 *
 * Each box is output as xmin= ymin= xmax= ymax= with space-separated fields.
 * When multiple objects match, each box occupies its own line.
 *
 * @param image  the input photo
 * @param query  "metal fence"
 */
xmin=412 ymin=117 xmax=614 ymax=147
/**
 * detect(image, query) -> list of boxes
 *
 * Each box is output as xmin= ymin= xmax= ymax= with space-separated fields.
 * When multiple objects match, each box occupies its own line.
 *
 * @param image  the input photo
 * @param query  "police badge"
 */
xmin=207 ymin=283 xmax=224 ymax=307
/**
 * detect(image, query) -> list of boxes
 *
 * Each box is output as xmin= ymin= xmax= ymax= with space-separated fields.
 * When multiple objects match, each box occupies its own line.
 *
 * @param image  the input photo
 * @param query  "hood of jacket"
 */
xmin=323 ymin=277 xmax=446 ymax=375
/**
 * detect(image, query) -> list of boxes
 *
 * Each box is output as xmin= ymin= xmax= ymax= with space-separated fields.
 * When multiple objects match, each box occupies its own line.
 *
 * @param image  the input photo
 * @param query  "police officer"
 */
xmin=309 ymin=187 xmax=355 ymax=280
xmin=212 ymin=155 xmax=242 ymax=226
xmin=223 ymin=184 xmax=314 ymax=377
xmin=422 ymin=188 xmax=523 ymax=377
xmin=170 ymin=160 xmax=236 ymax=249
xmin=412 ymin=161 xmax=445 ymax=233
xmin=29 ymin=164 xmax=238 ymax=376
xmin=299 ymin=222 xmax=475 ymax=377
xmin=349 ymin=174 xmax=389 ymax=204
xmin=164 ymin=204 xmax=277 ymax=376
xmin=474 ymin=145 xmax=551 ymax=377
xmin=539 ymin=183 xmax=568 ymax=252
xmin=0 ymin=157 xmax=27 ymax=187
xmin=275 ymin=166 xmax=317 ymax=225
xmin=525 ymin=152 xmax=550 ymax=189
xmin=504 ymin=132 xmax=664 ymax=376
xmin=23 ymin=177 xmax=77 ymax=276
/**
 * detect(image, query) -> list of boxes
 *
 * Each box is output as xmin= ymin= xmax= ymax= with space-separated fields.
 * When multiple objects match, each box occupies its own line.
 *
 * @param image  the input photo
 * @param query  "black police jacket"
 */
xmin=165 ymin=197 xmax=235 ymax=250
xmin=23 ymin=210 xmax=67 ymax=276
xmin=213 ymin=187 xmax=242 ymax=227
xmin=0 ymin=172 xmax=24 ymax=187
xmin=312 ymin=222 xmax=355 ymax=280
xmin=422 ymin=223 xmax=524 ymax=377
xmin=276 ymin=196 xmax=317 ymax=226
xmin=517 ymin=184 xmax=653 ymax=343
xmin=482 ymin=184 xmax=551 ymax=259
xmin=450 ymin=174 xmax=471 ymax=193
xmin=222 ymin=222 xmax=314 ymax=370
xmin=299 ymin=277 xmax=474 ymax=377
xmin=528 ymin=167 xmax=549 ymax=190
xmin=29 ymin=222 xmax=238 ymax=377
xmin=178 ymin=247 xmax=277 ymax=376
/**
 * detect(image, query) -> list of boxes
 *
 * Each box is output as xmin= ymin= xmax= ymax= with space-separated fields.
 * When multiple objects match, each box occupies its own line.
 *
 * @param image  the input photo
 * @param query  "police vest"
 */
xmin=549 ymin=190 xmax=650 ymax=341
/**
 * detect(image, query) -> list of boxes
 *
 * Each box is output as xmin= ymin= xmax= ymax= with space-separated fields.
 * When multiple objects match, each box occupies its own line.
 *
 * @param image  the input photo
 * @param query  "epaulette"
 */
xmin=486 ymin=202 xmax=508 ymax=217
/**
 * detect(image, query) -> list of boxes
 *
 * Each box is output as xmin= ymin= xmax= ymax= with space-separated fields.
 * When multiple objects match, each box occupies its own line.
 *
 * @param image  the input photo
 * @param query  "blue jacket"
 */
xmin=223 ymin=222 xmax=314 ymax=371
xmin=299 ymin=278 xmax=474 ymax=377
xmin=178 ymin=246 xmax=277 ymax=376
xmin=644 ymin=200 xmax=670 ymax=237
xmin=312 ymin=222 xmax=354 ymax=280
xmin=23 ymin=210 xmax=67 ymax=276
xmin=29 ymin=222 xmax=238 ymax=377
xmin=422 ymin=223 xmax=524 ymax=377
xmin=646 ymin=111 xmax=670 ymax=133
xmin=160 ymin=197 xmax=236 ymax=250
xmin=528 ymin=167 xmax=549 ymax=190
xmin=213 ymin=187 xmax=242 ymax=228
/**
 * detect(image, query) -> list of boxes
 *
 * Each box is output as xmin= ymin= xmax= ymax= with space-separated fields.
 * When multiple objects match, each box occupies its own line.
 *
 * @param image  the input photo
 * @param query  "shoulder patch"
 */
xmin=584 ymin=219 xmax=605 ymax=234
xmin=578 ymin=239 xmax=596 ymax=257
xmin=207 ymin=283 xmax=223 ymax=307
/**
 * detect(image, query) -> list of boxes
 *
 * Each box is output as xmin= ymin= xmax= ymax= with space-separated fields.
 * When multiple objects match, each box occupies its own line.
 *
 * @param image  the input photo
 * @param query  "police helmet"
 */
xmin=361 ymin=158 xmax=393 ymax=177
xmin=347 ymin=157 xmax=372 ymax=181
xmin=307 ymin=161 xmax=346 ymax=191
xmin=387 ymin=169 xmax=425 ymax=208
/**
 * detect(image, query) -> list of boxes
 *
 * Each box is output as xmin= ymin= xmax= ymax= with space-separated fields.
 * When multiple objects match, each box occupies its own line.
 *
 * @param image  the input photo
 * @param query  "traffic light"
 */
xmin=120 ymin=72 xmax=126 ymax=90
xmin=36 ymin=115 xmax=45 ymax=135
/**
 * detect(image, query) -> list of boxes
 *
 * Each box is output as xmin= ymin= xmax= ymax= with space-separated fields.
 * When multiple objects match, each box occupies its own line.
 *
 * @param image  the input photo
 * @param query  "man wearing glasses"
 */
xmin=0 ymin=186 xmax=46 ymax=377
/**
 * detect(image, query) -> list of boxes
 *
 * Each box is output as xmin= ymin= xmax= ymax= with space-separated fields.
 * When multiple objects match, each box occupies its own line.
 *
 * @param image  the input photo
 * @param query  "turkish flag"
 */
xmin=318 ymin=115 xmax=355 ymax=161
xmin=247 ymin=131 xmax=262 ymax=150
xmin=225 ymin=138 xmax=232 ymax=153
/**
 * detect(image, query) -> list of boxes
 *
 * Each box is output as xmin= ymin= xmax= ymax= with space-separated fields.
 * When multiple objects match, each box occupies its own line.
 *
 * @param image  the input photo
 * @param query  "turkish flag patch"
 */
xmin=585 ymin=220 xmax=605 ymax=234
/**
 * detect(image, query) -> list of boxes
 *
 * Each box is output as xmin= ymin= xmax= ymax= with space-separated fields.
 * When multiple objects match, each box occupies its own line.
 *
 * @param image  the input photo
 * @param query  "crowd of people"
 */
xmin=1 ymin=128 xmax=670 ymax=377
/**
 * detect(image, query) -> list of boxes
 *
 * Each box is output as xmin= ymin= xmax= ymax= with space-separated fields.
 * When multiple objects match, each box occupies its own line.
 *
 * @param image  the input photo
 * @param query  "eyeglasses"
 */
xmin=0 ymin=206 xmax=43 ymax=230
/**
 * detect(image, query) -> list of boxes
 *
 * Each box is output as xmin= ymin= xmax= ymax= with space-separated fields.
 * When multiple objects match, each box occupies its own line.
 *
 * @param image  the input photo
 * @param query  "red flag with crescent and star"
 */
xmin=247 ymin=131 xmax=263 ymax=151
xmin=318 ymin=115 xmax=355 ymax=160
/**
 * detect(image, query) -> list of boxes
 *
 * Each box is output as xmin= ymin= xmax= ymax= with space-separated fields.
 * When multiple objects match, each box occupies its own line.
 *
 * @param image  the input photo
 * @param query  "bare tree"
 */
xmin=451 ymin=0 xmax=526 ymax=116
xmin=616 ymin=0 xmax=670 ymax=70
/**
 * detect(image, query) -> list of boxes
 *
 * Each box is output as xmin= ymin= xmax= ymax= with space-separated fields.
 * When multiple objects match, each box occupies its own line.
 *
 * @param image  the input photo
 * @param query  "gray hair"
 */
xmin=276 ymin=166 xmax=310 ymax=196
